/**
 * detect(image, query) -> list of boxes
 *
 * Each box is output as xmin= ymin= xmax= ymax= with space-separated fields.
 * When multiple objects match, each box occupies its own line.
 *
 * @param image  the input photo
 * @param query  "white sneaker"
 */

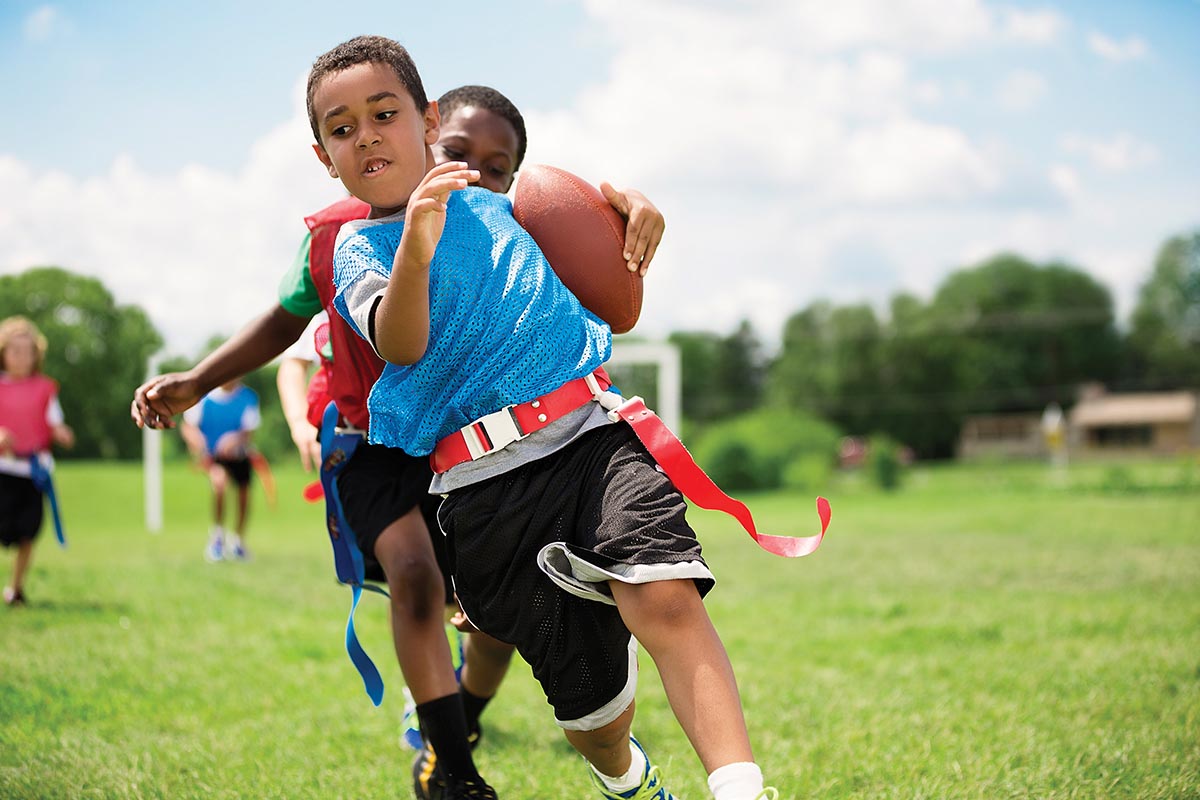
xmin=229 ymin=534 xmax=249 ymax=561
xmin=205 ymin=528 xmax=225 ymax=562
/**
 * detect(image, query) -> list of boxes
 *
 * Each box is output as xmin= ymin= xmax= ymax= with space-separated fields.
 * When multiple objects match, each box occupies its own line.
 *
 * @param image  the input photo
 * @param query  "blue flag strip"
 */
xmin=28 ymin=456 xmax=66 ymax=548
xmin=318 ymin=402 xmax=390 ymax=706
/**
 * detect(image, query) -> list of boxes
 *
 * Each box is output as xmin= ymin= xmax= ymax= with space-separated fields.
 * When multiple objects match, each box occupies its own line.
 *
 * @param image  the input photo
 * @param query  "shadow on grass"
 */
xmin=5 ymin=598 xmax=132 ymax=619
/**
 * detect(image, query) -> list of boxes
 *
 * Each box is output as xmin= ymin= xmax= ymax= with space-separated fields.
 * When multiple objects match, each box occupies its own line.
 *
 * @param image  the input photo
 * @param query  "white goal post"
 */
xmin=142 ymin=354 xmax=163 ymax=533
xmin=607 ymin=340 xmax=682 ymax=435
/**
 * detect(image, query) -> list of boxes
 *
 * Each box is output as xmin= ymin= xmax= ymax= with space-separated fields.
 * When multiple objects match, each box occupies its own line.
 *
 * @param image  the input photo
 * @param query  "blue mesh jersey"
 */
xmin=333 ymin=187 xmax=612 ymax=455
xmin=183 ymin=385 xmax=260 ymax=456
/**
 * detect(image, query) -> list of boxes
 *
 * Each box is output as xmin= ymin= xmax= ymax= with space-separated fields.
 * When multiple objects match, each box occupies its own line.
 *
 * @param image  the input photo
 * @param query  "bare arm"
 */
xmin=277 ymin=357 xmax=321 ymax=472
xmin=132 ymin=304 xmax=310 ymax=429
xmin=51 ymin=424 xmax=75 ymax=449
xmin=179 ymin=421 xmax=207 ymax=460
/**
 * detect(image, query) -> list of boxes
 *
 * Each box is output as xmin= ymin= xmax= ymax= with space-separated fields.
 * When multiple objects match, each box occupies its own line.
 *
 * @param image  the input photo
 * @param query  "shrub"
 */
xmin=691 ymin=408 xmax=841 ymax=491
xmin=867 ymin=434 xmax=903 ymax=491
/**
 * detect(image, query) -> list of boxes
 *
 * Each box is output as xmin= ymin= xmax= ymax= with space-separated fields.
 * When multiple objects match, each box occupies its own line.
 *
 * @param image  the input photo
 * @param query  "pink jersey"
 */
xmin=0 ymin=373 xmax=58 ymax=455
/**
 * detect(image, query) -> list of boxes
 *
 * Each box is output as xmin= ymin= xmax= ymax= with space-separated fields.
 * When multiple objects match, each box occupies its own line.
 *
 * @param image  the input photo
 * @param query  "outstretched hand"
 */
xmin=288 ymin=419 xmax=322 ymax=473
xmin=397 ymin=161 xmax=480 ymax=271
xmin=131 ymin=372 xmax=203 ymax=430
xmin=600 ymin=183 xmax=665 ymax=277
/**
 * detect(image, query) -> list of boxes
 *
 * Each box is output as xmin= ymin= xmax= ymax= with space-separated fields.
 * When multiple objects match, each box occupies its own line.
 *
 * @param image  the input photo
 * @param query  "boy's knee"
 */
xmin=378 ymin=546 xmax=443 ymax=620
xmin=615 ymin=579 xmax=704 ymax=631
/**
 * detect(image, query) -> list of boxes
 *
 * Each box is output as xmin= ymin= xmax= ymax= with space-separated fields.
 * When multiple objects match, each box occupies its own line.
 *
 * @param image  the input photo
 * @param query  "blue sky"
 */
xmin=1 ymin=0 xmax=1197 ymax=354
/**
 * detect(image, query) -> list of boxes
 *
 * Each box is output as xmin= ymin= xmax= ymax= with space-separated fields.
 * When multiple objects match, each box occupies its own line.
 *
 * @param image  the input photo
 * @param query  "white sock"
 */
xmin=591 ymin=739 xmax=648 ymax=793
xmin=708 ymin=761 xmax=764 ymax=800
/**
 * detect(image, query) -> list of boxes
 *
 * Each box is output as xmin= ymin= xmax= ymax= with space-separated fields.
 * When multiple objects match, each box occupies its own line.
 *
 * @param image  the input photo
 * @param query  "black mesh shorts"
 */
xmin=336 ymin=442 xmax=451 ymax=598
xmin=214 ymin=457 xmax=252 ymax=487
xmin=0 ymin=473 xmax=43 ymax=547
xmin=437 ymin=423 xmax=714 ymax=730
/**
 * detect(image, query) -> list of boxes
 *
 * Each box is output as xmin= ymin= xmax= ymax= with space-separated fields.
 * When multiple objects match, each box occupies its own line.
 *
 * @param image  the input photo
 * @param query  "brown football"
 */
xmin=513 ymin=164 xmax=643 ymax=334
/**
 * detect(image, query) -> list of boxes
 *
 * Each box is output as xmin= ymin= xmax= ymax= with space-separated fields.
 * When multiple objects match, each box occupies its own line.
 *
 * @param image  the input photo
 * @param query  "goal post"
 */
xmin=143 ymin=354 xmax=163 ymax=533
xmin=607 ymin=340 xmax=682 ymax=435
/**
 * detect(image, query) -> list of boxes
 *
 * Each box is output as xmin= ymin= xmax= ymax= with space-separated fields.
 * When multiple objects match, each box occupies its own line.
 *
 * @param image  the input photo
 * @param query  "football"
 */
xmin=513 ymin=164 xmax=643 ymax=334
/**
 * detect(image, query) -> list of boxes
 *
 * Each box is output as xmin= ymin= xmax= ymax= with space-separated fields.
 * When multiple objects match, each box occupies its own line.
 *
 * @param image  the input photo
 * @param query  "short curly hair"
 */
xmin=306 ymin=35 xmax=428 ymax=144
xmin=437 ymin=85 xmax=528 ymax=171
xmin=0 ymin=316 xmax=48 ymax=373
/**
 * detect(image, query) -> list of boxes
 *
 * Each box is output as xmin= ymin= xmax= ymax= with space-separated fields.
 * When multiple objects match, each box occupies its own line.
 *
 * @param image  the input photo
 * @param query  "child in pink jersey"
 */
xmin=0 ymin=316 xmax=74 ymax=606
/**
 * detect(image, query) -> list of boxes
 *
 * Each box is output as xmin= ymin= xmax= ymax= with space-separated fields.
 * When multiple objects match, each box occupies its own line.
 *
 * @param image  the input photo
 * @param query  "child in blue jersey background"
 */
xmin=181 ymin=379 xmax=260 ymax=562
xmin=310 ymin=36 xmax=778 ymax=800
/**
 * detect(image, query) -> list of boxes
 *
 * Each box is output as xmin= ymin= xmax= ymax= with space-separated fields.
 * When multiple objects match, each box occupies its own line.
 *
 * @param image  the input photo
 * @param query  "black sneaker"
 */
xmin=412 ymin=744 xmax=447 ymax=800
xmin=445 ymin=778 xmax=498 ymax=799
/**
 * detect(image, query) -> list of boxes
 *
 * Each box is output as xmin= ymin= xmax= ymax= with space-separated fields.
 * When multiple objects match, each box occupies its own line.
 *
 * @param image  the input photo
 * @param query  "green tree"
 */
xmin=766 ymin=301 xmax=837 ymax=415
xmin=767 ymin=255 xmax=1120 ymax=458
xmin=1125 ymin=230 xmax=1200 ymax=389
xmin=768 ymin=301 xmax=887 ymax=442
xmin=930 ymin=253 xmax=1119 ymax=412
xmin=0 ymin=267 xmax=162 ymax=459
xmin=877 ymin=293 xmax=961 ymax=457
xmin=669 ymin=320 xmax=766 ymax=425
xmin=713 ymin=320 xmax=766 ymax=416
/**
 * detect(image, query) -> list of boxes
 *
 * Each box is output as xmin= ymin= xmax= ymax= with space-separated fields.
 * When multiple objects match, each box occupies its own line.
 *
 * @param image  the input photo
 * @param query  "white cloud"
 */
xmin=2 ymin=0 xmax=1186 ymax=356
xmin=576 ymin=0 xmax=1067 ymax=57
xmin=996 ymin=69 xmax=1049 ymax=111
xmin=22 ymin=5 xmax=62 ymax=41
xmin=0 ymin=79 xmax=346 ymax=354
xmin=1088 ymin=32 xmax=1148 ymax=62
xmin=1048 ymin=164 xmax=1082 ymax=199
xmin=1061 ymin=133 xmax=1159 ymax=171
xmin=999 ymin=8 xmax=1067 ymax=44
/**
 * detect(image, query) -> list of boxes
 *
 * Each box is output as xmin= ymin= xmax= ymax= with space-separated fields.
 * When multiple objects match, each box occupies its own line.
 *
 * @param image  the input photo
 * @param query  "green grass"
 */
xmin=1 ymin=458 xmax=1198 ymax=799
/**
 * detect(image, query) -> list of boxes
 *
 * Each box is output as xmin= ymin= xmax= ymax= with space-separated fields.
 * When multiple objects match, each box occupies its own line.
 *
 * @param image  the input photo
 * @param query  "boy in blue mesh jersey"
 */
xmin=312 ymin=35 xmax=779 ymax=800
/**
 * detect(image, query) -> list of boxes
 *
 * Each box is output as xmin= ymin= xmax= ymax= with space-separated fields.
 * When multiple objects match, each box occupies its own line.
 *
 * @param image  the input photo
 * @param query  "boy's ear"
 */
xmin=312 ymin=143 xmax=338 ymax=179
xmin=423 ymin=100 xmax=441 ymax=146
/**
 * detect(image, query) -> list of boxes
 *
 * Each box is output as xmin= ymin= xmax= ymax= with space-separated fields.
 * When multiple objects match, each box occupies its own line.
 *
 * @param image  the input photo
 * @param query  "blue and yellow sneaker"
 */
xmin=401 ymin=687 xmax=424 ymax=751
xmin=589 ymin=736 xmax=676 ymax=800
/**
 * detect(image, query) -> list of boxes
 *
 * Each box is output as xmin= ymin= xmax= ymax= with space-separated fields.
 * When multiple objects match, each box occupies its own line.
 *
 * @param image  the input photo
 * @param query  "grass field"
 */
xmin=1 ymin=457 xmax=1198 ymax=799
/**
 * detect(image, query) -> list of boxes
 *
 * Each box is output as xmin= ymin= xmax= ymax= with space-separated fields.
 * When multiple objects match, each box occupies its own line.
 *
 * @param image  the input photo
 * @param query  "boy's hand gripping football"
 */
xmin=600 ymin=183 xmax=665 ymax=277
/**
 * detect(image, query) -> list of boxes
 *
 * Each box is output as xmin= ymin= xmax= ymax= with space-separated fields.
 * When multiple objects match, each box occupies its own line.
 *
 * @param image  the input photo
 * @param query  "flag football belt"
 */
xmin=28 ymin=455 xmax=66 ymax=548
xmin=430 ymin=367 xmax=615 ymax=473
xmin=317 ymin=401 xmax=389 ymax=707
xmin=431 ymin=371 xmax=832 ymax=558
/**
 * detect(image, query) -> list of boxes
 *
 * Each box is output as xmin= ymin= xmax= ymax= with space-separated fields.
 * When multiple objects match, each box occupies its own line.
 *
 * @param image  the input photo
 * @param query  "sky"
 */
xmin=1 ymin=0 xmax=1197 ymax=356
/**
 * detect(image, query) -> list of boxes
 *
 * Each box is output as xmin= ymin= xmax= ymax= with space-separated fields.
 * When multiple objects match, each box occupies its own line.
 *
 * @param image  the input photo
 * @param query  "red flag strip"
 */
xmin=614 ymin=398 xmax=830 ymax=557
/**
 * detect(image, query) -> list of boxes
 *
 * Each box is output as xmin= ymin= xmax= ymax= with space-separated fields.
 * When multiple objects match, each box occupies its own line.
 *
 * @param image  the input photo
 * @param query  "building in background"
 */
xmin=1068 ymin=387 xmax=1200 ymax=456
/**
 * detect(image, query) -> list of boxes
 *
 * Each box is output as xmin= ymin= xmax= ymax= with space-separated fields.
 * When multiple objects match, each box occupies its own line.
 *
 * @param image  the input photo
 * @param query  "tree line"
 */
xmin=2 ymin=228 xmax=1196 ymax=462
xmin=654 ymin=229 xmax=1199 ymax=459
